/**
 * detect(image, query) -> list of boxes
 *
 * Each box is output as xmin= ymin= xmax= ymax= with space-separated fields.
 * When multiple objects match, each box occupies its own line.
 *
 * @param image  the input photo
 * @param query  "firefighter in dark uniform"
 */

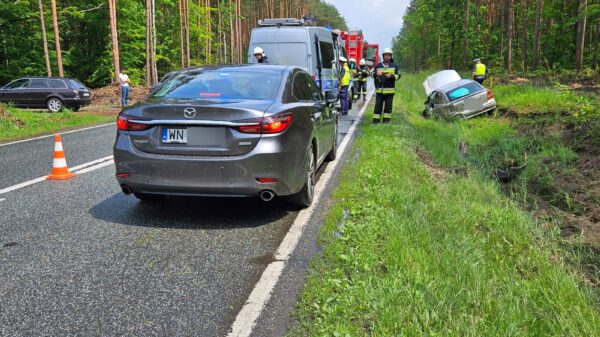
xmin=372 ymin=48 xmax=400 ymax=124
xmin=357 ymin=58 xmax=369 ymax=101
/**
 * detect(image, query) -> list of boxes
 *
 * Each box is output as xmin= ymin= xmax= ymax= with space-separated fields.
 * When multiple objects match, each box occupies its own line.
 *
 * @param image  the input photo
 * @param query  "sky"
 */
xmin=323 ymin=0 xmax=411 ymax=49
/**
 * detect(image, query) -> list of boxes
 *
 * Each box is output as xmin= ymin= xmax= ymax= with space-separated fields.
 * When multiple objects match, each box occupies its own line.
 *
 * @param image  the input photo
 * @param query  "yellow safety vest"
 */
xmin=340 ymin=64 xmax=351 ymax=86
xmin=474 ymin=63 xmax=487 ymax=76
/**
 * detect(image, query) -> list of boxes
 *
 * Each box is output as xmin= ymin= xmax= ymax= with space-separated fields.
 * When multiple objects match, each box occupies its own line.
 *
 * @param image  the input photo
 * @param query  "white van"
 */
xmin=248 ymin=18 xmax=347 ymax=100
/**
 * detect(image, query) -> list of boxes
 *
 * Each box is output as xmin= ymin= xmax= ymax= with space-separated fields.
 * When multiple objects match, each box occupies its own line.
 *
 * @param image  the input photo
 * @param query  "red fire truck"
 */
xmin=340 ymin=29 xmax=364 ymax=62
xmin=340 ymin=29 xmax=380 ymax=69
xmin=363 ymin=43 xmax=380 ymax=69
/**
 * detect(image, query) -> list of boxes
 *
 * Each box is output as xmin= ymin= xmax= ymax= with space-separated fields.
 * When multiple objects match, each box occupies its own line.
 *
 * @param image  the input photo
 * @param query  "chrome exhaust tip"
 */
xmin=121 ymin=185 xmax=133 ymax=195
xmin=259 ymin=190 xmax=275 ymax=202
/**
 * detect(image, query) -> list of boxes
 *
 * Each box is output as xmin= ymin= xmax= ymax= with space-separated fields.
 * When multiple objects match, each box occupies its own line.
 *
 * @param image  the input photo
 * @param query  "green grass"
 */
xmin=288 ymin=73 xmax=600 ymax=336
xmin=493 ymin=84 xmax=598 ymax=118
xmin=0 ymin=104 xmax=114 ymax=142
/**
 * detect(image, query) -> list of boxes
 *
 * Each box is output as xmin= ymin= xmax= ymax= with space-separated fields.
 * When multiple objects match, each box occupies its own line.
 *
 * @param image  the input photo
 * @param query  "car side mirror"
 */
xmin=325 ymin=90 xmax=339 ymax=104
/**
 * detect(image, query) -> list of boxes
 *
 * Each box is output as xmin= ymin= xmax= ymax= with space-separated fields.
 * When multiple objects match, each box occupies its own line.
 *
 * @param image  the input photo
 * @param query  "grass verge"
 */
xmin=0 ymin=104 xmax=115 ymax=142
xmin=288 ymin=74 xmax=600 ymax=336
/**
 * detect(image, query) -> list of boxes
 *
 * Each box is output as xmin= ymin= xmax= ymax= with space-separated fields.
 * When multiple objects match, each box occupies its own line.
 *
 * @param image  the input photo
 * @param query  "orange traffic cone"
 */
xmin=47 ymin=135 xmax=75 ymax=180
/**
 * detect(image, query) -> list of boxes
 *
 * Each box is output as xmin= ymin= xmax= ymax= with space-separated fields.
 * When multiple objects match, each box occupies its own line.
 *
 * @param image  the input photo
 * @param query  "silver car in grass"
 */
xmin=422 ymin=70 xmax=497 ymax=119
xmin=113 ymin=65 xmax=338 ymax=208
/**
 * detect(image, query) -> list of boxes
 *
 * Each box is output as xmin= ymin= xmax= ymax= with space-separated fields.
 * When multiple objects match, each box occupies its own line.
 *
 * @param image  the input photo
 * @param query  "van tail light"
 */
xmin=487 ymin=89 xmax=494 ymax=100
xmin=238 ymin=114 xmax=293 ymax=134
xmin=117 ymin=114 xmax=151 ymax=131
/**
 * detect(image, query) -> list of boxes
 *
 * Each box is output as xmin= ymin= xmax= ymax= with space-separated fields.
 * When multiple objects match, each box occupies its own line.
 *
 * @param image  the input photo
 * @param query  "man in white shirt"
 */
xmin=118 ymin=68 xmax=130 ymax=107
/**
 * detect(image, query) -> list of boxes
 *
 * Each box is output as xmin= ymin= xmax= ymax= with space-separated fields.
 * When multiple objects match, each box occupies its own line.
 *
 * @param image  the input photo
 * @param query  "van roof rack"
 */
xmin=258 ymin=18 xmax=306 ymax=27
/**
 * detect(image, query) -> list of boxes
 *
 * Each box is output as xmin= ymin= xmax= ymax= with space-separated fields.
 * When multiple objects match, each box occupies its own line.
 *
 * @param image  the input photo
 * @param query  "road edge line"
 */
xmin=226 ymin=92 xmax=373 ymax=337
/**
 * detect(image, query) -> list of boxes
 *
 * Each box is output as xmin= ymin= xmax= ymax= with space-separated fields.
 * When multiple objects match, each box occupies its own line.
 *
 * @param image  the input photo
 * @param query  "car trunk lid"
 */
xmin=125 ymin=99 xmax=273 ymax=156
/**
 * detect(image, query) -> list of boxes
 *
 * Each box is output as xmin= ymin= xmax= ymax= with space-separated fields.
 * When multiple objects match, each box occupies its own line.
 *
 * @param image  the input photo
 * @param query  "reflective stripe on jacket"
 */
xmin=372 ymin=62 xmax=400 ymax=94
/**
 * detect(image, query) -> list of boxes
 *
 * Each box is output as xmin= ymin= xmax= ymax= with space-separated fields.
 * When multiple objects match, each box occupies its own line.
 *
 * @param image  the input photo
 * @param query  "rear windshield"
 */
xmin=68 ymin=79 xmax=86 ymax=90
xmin=150 ymin=70 xmax=281 ymax=101
xmin=446 ymin=82 xmax=484 ymax=102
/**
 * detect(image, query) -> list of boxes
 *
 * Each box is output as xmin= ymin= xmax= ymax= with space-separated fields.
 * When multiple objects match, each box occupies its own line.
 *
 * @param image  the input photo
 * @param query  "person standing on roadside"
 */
xmin=472 ymin=58 xmax=488 ymax=85
xmin=357 ymin=58 xmax=370 ymax=102
xmin=338 ymin=56 xmax=351 ymax=116
xmin=119 ymin=68 xmax=130 ymax=107
xmin=372 ymin=48 xmax=400 ymax=124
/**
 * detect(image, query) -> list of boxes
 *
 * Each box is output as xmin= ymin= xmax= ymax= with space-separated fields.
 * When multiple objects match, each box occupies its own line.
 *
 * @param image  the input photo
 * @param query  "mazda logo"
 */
xmin=183 ymin=108 xmax=196 ymax=119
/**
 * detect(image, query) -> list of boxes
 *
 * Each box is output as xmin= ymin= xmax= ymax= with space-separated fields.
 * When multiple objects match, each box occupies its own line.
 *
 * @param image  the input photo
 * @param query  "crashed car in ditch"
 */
xmin=422 ymin=70 xmax=496 ymax=119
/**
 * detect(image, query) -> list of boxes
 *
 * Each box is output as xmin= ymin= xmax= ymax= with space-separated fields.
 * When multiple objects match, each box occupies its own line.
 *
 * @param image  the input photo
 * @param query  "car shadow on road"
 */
xmin=89 ymin=193 xmax=296 ymax=230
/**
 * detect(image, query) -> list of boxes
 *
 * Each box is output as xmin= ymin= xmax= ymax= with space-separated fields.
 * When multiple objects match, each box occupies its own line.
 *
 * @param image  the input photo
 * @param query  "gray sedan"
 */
xmin=422 ymin=79 xmax=496 ymax=119
xmin=113 ymin=65 xmax=338 ymax=207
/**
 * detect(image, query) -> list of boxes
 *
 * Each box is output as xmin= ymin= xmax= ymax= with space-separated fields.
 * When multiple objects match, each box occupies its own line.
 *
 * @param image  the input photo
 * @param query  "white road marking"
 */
xmin=72 ymin=160 xmax=113 ymax=174
xmin=0 ymin=198 xmax=5 ymax=202
xmin=0 ymin=123 xmax=115 ymax=148
xmin=0 ymin=176 xmax=48 ymax=195
xmin=70 ymin=156 xmax=113 ymax=173
xmin=226 ymin=92 xmax=373 ymax=337
xmin=0 ymin=155 xmax=114 ymax=195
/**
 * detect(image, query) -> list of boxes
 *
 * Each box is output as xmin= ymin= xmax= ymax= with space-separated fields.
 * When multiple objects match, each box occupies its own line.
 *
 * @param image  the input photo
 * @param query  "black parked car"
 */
xmin=0 ymin=77 xmax=92 ymax=112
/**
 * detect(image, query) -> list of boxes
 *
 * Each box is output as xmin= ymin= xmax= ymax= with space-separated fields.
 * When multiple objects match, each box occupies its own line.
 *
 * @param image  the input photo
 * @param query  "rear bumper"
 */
xmin=64 ymin=97 xmax=92 ymax=107
xmin=113 ymin=133 xmax=307 ymax=198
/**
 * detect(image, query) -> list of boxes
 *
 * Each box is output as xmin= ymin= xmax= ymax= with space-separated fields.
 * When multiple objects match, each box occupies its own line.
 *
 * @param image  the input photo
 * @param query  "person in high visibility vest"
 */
xmin=372 ymin=48 xmax=400 ymax=124
xmin=472 ymin=58 xmax=488 ymax=85
xmin=338 ymin=56 xmax=351 ymax=115
xmin=357 ymin=58 xmax=369 ymax=102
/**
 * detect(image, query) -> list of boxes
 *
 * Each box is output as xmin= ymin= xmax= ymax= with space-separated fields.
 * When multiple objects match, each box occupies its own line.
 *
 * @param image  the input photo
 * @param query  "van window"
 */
xmin=278 ymin=43 xmax=308 ymax=69
xmin=319 ymin=42 xmax=334 ymax=69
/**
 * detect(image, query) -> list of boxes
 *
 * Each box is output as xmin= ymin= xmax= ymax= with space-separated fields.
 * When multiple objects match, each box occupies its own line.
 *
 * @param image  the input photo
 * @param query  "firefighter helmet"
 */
xmin=253 ymin=47 xmax=265 ymax=56
xmin=382 ymin=48 xmax=393 ymax=56
xmin=359 ymin=59 xmax=366 ymax=66
xmin=349 ymin=58 xmax=356 ymax=63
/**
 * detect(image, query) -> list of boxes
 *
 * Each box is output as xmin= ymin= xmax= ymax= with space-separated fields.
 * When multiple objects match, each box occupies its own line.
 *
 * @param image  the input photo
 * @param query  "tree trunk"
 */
xmin=593 ymin=19 xmax=600 ymax=70
xmin=38 ymin=0 xmax=51 ymax=77
xmin=474 ymin=0 xmax=480 ymax=34
xmin=178 ymin=0 xmax=185 ymax=67
xmin=506 ymin=0 xmax=514 ymax=72
xmin=520 ymin=0 xmax=529 ymax=72
xmin=575 ymin=0 xmax=587 ymax=73
xmin=463 ymin=0 xmax=470 ymax=69
xmin=531 ymin=0 xmax=543 ymax=70
xmin=146 ymin=0 xmax=151 ymax=86
xmin=152 ymin=0 xmax=157 ymax=83
xmin=184 ymin=0 xmax=191 ymax=67
xmin=50 ymin=0 xmax=64 ymax=77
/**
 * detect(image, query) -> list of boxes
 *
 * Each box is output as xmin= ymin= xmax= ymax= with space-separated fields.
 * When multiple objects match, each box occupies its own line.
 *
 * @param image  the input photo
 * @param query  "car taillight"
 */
xmin=117 ymin=115 xmax=150 ymax=131
xmin=487 ymin=89 xmax=494 ymax=100
xmin=238 ymin=114 xmax=293 ymax=134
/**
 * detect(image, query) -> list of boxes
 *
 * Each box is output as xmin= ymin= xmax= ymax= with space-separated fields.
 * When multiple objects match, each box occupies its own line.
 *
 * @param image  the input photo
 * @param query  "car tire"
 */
xmin=47 ymin=97 xmax=63 ymax=112
xmin=72 ymin=106 xmax=80 ymax=112
xmin=289 ymin=143 xmax=316 ymax=208
xmin=325 ymin=118 xmax=337 ymax=162
xmin=133 ymin=192 xmax=163 ymax=202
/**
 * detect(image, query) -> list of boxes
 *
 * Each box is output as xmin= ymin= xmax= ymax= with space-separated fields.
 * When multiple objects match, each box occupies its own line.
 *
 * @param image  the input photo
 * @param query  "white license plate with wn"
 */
xmin=162 ymin=128 xmax=187 ymax=144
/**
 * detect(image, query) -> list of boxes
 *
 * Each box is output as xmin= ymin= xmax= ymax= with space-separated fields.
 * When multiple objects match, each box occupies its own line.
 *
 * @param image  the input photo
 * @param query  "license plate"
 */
xmin=83 ymin=93 xmax=90 ymax=97
xmin=162 ymin=128 xmax=187 ymax=143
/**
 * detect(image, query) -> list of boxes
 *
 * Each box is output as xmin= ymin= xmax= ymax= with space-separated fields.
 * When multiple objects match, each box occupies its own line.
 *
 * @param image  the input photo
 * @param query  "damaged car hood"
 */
xmin=423 ymin=70 xmax=461 ymax=96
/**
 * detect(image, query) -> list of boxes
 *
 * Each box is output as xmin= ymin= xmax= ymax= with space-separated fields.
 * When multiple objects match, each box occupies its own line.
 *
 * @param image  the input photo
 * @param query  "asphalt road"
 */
xmin=0 ymin=98 xmax=368 ymax=337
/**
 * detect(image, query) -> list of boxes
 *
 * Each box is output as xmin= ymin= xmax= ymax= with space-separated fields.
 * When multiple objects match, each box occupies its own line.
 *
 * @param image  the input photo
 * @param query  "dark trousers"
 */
xmin=340 ymin=85 xmax=349 ymax=115
xmin=373 ymin=93 xmax=394 ymax=123
xmin=357 ymin=81 xmax=367 ymax=98
xmin=474 ymin=75 xmax=486 ymax=85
